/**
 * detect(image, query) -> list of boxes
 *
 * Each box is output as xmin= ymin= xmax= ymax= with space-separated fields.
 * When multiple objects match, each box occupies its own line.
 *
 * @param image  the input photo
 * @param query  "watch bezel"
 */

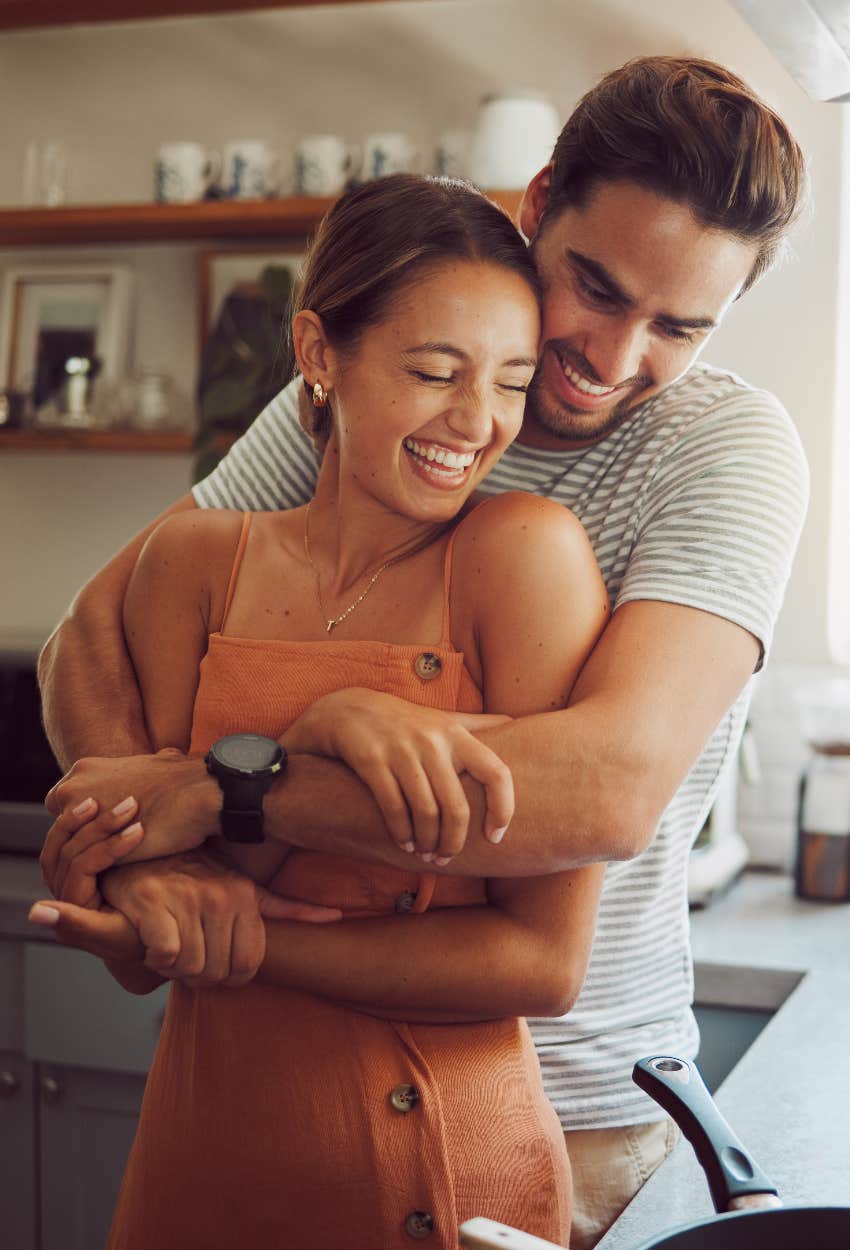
xmin=206 ymin=733 xmax=286 ymax=781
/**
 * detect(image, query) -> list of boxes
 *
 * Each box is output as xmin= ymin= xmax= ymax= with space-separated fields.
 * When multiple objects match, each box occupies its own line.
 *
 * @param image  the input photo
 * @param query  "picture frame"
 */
xmin=0 ymin=264 xmax=133 ymax=405
xmin=197 ymin=246 xmax=305 ymax=356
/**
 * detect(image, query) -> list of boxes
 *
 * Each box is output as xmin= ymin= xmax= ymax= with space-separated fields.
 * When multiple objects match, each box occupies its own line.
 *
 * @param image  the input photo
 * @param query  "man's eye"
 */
xmin=577 ymin=276 xmax=614 ymax=305
xmin=499 ymin=383 xmax=530 ymax=394
xmin=659 ymin=324 xmax=697 ymax=344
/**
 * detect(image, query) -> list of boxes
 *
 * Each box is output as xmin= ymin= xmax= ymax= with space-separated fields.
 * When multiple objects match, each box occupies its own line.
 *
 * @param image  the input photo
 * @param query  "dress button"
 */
xmin=395 ymin=890 xmax=417 ymax=914
xmin=404 ymin=1210 xmax=434 ymax=1239
xmin=390 ymin=1083 xmax=420 ymax=1113
xmin=413 ymin=652 xmax=442 ymax=682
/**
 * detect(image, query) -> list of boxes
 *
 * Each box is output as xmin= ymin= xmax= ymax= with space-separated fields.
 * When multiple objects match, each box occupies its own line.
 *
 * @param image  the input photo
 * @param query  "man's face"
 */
xmin=521 ymin=178 xmax=759 ymax=448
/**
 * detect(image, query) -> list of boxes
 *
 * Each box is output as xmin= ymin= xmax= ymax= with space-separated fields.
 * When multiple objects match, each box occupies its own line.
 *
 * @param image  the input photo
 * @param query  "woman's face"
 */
xmin=327 ymin=259 xmax=540 ymax=522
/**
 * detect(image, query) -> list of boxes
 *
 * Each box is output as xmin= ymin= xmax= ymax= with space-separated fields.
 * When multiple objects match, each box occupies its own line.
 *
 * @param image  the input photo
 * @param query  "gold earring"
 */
xmin=312 ymin=380 xmax=327 ymax=408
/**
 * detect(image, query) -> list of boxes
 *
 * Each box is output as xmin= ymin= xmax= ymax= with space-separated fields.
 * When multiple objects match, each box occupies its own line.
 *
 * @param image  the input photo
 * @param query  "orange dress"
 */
xmin=107 ymin=513 xmax=570 ymax=1250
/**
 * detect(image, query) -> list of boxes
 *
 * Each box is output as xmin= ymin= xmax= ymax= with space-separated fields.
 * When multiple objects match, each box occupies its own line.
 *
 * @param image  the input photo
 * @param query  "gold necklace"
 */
xmin=303 ymin=503 xmax=438 ymax=633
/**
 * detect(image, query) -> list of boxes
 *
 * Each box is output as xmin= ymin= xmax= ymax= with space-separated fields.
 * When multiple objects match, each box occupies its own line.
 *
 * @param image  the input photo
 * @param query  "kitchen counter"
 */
xmin=599 ymin=870 xmax=850 ymax=1250
xmin=2 ymin=859 xmax=849 ymax=1245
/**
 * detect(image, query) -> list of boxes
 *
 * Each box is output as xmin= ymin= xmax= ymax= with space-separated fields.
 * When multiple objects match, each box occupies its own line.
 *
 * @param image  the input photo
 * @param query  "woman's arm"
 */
xmin=256 ymin=494 xmax=609 ymax=1020
xmin=81 ymin=510 xmax=247 ymax=990
xmin=47 ymin=495 xmax=608 ymax=1018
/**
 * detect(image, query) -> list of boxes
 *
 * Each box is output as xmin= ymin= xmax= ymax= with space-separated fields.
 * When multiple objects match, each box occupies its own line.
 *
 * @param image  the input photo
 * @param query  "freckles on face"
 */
xmin=329 ymin=260 xmax=539 ymax=509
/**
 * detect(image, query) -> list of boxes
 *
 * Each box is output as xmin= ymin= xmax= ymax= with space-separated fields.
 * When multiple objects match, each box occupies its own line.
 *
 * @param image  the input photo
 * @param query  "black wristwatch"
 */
xmin=205 ymin=733 xmax=287 ymax=844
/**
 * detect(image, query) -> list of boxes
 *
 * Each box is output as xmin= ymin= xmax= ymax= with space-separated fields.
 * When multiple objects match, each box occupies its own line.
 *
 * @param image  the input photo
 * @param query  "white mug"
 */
xmin=433 ymin=131 xmax=471 ymax=180
xmin=294 ymin=134 xmax=357 ymax=196
xmin=154 ymin=142 xmax=220 ymax=203
xmin=360 ymin=132 xmax=420 ymax=180
xmin=22 ymin=139 xmax=68 ymax=207
xmin=221 ymin=140 xmax=280 ymax=199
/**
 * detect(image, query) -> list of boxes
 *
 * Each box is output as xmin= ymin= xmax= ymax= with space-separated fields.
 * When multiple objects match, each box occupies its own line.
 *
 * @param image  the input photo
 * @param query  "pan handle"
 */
xmin=633 ymin=1056 xmax=779 ymax=1212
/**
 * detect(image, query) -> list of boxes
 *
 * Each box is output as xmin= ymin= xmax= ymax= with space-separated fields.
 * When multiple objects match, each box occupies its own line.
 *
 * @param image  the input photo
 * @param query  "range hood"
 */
xmin=731 ymin=0 xmax=850 ymax=101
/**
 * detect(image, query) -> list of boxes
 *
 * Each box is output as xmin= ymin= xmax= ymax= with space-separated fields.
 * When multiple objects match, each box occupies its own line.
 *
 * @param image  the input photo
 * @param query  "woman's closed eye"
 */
xmin=409 ymin=368 xmax=531 ymax=394
xmin=410 ymin=369 xmax=453 ymax=385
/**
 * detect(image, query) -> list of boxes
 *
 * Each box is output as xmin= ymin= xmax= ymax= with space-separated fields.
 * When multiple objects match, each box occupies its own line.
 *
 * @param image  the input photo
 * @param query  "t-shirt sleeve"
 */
xmin=192 ymin=375 xmax=320 ymax=510
xmin=615 ymin=389 xmax=809 ymax=669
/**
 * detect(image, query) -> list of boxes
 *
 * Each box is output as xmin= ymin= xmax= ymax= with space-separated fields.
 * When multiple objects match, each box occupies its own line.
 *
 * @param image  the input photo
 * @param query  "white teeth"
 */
xmin=403 ymin=438 xmax=476 ymax=470
xmin=562 ymin=360 xmax=615 ymax=396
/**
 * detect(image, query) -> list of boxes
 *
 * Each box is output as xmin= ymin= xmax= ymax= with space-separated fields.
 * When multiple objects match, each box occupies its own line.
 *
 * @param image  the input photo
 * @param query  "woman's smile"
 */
xmin=402 ymin=436 xmax=480 ymax=489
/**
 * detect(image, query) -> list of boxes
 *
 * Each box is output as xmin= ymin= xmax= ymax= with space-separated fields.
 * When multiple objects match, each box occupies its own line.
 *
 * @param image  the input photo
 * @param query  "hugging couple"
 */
xmin=34 ymin=55 xmax=808 ymax=1250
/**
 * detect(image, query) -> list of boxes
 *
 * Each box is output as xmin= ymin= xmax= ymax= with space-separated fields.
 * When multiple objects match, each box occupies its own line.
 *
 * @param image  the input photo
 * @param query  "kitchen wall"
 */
xmin=1 ymin=0 xmax=848 ymax=861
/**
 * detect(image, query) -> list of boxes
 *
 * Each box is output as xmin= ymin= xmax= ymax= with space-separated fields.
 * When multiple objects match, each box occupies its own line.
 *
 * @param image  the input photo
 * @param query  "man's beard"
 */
xmin=525 ymin=366 xmax=644 ymax=445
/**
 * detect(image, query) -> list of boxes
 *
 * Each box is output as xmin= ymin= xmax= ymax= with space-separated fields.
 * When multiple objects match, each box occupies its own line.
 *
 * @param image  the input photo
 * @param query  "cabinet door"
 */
xmin=0 ymin=1050 xmax=36 ymax=1250
xmin=38 ymin=1063 xmax=146 ymax=1250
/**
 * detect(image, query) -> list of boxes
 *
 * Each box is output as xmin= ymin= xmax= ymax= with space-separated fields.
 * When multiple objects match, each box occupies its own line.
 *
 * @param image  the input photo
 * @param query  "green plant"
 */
xmin=193 ymin=264 xmax=295 ymax=483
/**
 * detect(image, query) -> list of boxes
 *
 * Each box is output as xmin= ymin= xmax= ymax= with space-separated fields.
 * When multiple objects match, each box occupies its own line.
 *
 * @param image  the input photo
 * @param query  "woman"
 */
xmin=35 ymin=175 xmax=608 ymax=1249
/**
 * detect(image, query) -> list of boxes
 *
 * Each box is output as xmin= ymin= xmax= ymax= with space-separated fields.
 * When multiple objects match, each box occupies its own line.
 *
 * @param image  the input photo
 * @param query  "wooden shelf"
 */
xmin=0 ymin=1 xmax=399 ymax=32
xmin=0 ymin=427 xmax=195 ymax=452
xmin=0 ymin=191 xmax=524 ymax=247
xmin=0 ymin=197 xmax=335 ymax=246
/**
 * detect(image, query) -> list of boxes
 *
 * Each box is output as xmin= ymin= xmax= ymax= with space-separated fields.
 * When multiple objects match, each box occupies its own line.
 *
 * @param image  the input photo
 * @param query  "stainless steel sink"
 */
xmin=693 ymin=961 xmax=803 ymax=1091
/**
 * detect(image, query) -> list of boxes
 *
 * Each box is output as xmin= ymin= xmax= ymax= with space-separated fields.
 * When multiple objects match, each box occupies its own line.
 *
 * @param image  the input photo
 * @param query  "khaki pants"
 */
xmin=564 ymin=1119 xmax=680 ymax=1250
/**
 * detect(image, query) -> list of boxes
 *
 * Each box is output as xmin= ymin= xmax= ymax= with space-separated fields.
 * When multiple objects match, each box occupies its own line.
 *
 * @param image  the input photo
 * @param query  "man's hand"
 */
xmin=30 ymin=851 xmax=342 ymax=989
xmin=283 ymin=688 xmax=515 ymax=863
xmin=41 ymin=748 xmax=219 ymax=900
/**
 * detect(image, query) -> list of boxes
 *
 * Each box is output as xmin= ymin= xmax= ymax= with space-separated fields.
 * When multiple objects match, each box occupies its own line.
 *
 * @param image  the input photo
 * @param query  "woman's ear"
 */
xmin=519 ymin=164 xmax=553 ymax=241
xmin=292 ymin=310 xmax=334 ymax=389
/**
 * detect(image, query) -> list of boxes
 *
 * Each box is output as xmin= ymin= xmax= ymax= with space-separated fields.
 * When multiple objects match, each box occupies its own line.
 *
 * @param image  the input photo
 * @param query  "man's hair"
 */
xmin=544 ymin=56 xmax=808 ymax=294
xmin=292 ymin=174 xmax=540 ymax=450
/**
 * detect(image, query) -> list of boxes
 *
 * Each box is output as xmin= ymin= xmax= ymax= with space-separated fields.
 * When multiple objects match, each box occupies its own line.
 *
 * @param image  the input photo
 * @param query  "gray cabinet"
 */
xmin=0 ymin=936 xmax=168 ymax=1250
xmin=39 ymin=1064 xmax=148 ymax=1250
xmin=0 ymin=1049 xmax=37 ymax=1250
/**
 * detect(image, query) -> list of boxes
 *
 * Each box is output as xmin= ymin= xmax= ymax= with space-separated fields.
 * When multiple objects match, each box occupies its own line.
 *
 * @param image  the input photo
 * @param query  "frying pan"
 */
xmin=460 ymin=1054 xmax=850 ymax=1250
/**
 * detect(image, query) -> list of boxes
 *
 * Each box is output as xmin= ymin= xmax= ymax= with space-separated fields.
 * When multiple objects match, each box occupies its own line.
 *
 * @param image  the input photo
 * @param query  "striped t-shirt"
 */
xmin=193 ymin=362 xmax=808 ymax=1129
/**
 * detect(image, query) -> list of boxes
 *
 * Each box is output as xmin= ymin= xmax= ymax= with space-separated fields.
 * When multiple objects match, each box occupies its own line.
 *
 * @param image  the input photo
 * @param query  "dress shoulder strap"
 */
xmin=439 ymin=496 xmax=501 ymax=647
xmin=220 ymin=512 xmax=253 ymax=632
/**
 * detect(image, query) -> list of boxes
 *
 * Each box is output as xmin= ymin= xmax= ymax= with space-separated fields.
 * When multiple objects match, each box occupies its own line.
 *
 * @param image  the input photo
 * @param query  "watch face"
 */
xmin=214 ymin=734 xmax=282 ymax=774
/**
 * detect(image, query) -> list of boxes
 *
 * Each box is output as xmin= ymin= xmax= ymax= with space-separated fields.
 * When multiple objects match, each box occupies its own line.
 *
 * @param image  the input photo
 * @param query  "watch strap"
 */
xmin=218 ymin=807 xmax=266 ymax=844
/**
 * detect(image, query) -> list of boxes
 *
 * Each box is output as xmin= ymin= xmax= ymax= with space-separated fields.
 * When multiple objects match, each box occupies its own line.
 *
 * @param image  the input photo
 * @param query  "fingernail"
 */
xmin=120 ymin=822 xmax=144 ymax=839
xmin=420 ymin=852 xmax=434 ymax=863
xmin=401 ymin=841 xmax=415 ymax=854
xmin=488 ymin=826 xmax=508 ymax=844
xmin=434 ymin=856 xmax=452 ymax=867
xmin=72 ymin=797 xmax=95 ymax=817
xmin=111 ymin=796 xmax=136 ymax=818
xmin=29 ymin=903 xmax=60 ymax=927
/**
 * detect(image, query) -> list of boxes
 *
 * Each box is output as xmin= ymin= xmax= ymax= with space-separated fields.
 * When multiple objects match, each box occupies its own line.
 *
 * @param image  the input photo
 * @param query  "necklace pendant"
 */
xmin=325 ymin=620 xmax=335 ymax=633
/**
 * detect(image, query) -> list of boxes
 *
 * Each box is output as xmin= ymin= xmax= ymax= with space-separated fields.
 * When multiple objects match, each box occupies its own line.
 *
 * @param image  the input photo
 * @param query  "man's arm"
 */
xmin=268 ymin=599 xmax=759 ymax=873
xmin=42 ymin=598 xmax=760 ymax=882
xmin=38 ymin=492 xmax=198 ymax=768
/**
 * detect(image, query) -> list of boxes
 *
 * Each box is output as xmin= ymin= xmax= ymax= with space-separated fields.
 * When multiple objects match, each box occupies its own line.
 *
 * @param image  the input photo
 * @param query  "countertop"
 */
xmin=2 ymin=858 xmax=849 ymax=1244
xmin=599 ymin=870 xmax=850 ymax=1250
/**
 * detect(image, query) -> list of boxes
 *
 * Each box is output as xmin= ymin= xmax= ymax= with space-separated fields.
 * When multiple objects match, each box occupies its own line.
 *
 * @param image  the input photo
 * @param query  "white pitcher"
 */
xmin=468 ymin=90 xmax=561 ymax=189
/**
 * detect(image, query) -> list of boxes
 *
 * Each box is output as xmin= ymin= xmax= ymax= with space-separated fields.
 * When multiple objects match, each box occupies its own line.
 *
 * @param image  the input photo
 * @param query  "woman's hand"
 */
xmin=40 ymin=749 xmax=219 ymax=903
xmin=282 ymin=688 xmax=515 ymax=863
xmin=30 ymin=850 xmax=342 ymax=990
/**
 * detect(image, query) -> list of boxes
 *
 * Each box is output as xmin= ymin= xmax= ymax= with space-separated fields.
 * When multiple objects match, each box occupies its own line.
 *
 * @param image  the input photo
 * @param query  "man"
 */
xmin=35 ymin=57 xmax=808 ymax=1249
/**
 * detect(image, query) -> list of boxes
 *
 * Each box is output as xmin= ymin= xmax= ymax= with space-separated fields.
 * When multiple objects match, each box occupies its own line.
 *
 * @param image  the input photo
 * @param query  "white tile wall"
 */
xmin=738 ymin=661 xmax=850 ymax=868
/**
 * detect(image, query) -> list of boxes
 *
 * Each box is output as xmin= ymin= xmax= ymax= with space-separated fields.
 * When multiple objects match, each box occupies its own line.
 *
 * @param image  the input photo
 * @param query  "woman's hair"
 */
xmin=291 ymin=174 xmax=540 ymax=451
xmin=543 ymin=56 xmax=808 ymax=294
